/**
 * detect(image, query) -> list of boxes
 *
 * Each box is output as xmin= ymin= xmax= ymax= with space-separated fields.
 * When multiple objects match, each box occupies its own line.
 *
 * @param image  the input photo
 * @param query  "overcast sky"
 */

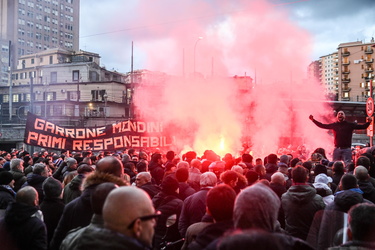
xmin=79 ymin=0 xmax=375 ymax=74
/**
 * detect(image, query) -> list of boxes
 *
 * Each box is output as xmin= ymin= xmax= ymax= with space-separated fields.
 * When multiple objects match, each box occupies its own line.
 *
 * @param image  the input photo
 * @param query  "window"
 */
xmin=91 ymin=89 xmax=106 ymax=101
xmin=72 ymin=70 xmax=79 ymax=81
xmin=50 ymin=72 xmax=57 ymax=83
xmin=2 ymin=95 xmax=9 ymax=103
xmin=13 ymin=95 xmax=19 ymax=102
xmin=49 ymin=55 xmax=53 ymax=64
xmin=31 ymin=58 xmax=35 ymax=64
xmin=67 ymin=91 xmax=78 ymax=100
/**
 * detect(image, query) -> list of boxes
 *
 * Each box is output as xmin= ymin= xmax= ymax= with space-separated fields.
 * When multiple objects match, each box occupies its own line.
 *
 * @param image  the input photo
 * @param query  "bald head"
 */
xmin=354 ymin=166 xmax=369 ymax=181
xmin=135 ymin=172 xmax=151 ymax=187
xmin=271 ymin=172 xmax=285 ymax=185
xmin=16 ymin=186 xmax=38 ymax=206
xmin=96 ymin=156 xmax=124 ymax=178
xmin=103 ymin=186 xmax=155 ymax=246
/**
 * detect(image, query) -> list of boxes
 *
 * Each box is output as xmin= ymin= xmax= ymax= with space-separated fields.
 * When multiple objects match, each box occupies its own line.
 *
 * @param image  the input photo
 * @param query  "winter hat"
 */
xmin=314 ymin=164 xmax=328 ymax=176
xmin=0 ymin=171 xmax=14 ymax=185
xmin=314 ymin=173 xmax=333 ymax=184
xmin=161 ymin=175 xmax=179 ymax=195
xmin=279 ymin=155 xmax=289 ymax=164
xmin=42 ymin=177 xmax=63 ymax=198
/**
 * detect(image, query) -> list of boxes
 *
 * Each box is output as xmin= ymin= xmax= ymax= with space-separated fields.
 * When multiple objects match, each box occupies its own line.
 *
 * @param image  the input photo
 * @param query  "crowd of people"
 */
xmin=0 ymin=146 xmax=374 ymax=250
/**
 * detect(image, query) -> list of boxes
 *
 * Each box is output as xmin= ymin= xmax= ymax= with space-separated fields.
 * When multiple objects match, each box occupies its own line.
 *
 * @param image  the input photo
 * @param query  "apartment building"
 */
xmin=0 ymin=0 xmax=79 ymax=85
xmin=337 ymin=40 xmax=375 ymax=102
xmin=319 ymin=52 xmax=339 ymax=98
xmin=0 ymin=48 xmax=133 ymax=149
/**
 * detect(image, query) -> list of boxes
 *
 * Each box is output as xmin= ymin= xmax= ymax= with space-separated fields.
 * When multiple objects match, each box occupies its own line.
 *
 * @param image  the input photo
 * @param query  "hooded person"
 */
xmin=0 ymin=171 xmax=16 ymax=217
xmin=0 ymin=186 xmax=47 ymax=250
xmin=50 ymin=156 xmax=128 ymax=250
xmin=40 ymin=177 xmax=65 ymax=245
xmin=264 ymin=154 xmax=278 ymax=181
xmin=60 ymin=182 xmax=118 ymax=250
xmin=206 ymin=183 xmax=313 ymax=250
xmin=152 ymin=175 xmax=183 ymax=248
xmin=313 ymin=173 xmax=334 ymax=205
xmin=281 ymin=166 xmax=325 ymax=241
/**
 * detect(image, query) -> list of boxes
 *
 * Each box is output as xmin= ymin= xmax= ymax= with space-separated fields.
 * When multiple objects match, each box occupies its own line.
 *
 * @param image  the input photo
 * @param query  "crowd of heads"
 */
xmin=0 ymin=145 xmax=374 ymax=249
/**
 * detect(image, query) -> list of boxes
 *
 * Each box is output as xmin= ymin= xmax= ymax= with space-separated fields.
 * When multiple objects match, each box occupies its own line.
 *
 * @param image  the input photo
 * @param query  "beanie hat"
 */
xmin=314 ymin=173 xmax=333 ymax=184
xmin=314 ymin=164 xmax=328 ymax=176
xmin=279 ymin=155 xmax=289 ymax=164
xmin=0 ymin=171 xmax=13 ymax=185
xmin=161 ymin=175 xmax=179 ymax=195
xmin=43 ymin=177 xmax=63 ymax=198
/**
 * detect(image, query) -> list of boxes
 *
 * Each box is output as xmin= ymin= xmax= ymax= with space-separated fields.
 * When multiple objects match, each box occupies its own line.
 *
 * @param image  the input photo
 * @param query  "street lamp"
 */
xmin=193 ymin=36 xmax=203 ymax=76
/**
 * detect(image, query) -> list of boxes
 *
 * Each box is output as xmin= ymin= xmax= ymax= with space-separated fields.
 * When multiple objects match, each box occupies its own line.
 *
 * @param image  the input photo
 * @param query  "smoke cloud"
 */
xmin=128 ymin=0 xmax=334 ymax=159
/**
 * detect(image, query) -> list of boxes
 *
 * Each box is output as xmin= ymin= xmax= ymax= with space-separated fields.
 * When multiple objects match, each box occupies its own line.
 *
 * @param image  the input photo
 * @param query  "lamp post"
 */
xmin=193 ymin=37 xmax=203 ymax=76
xmin=103 ymin=93 xmax=108 ymax=125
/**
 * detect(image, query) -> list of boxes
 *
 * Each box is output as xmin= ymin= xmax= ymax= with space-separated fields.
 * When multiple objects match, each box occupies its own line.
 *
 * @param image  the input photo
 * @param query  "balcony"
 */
xmin=365 ymin=67 xmax=374 ymax=73
xmin=342 ymin=78 xmax=351 ymax=83
xmin=342 ymin=61 xmax=350 ymax=65
xmin=365 ymin=58 xmax=374 ymax=63
xmin=365 ymin=49 xmax=374 ymax=54
xmin=342 ymin=51 xmax=350 ymax=57
xmin=342 ymin=69 xmax=350 ymax=74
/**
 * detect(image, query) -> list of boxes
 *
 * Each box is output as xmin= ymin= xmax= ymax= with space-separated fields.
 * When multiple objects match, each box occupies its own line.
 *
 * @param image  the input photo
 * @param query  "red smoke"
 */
xmin=128 ymin=0 xmax=334 ymax=159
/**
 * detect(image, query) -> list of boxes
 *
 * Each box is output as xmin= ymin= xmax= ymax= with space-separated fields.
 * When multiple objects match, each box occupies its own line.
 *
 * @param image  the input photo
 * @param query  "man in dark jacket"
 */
xmin=176 ymin=167 xmax=196 ymax=200
xmin=40 ymin=177 xmax=65 ymax=245
xmin=60 ymin=182 xmax=118 ymax=249
xmin=188 ymin=184 xmax=236 ymax=250
xmin=264 ymin=154 xmax=279 ymax=181
xmin=0 ymin=186 xmax=47 ymax=250
xmin=152 ymin=175 xmax=183 ymax=248
xmin=148 ymin=153 xmax=164 ymax=185
xmin=310 ymin=111 xmax=371 ymax=164
xmin=63 ymin=186 xmax=158 ymax=250
xmin=178 ymin=172 xmax=217 ymax=237
xmin=329 ymin=203 xmax=375 ymax=249
xmin=50 ymin=156 xmax=128 ymax=250
xmin=135 ymin=172 xmax=161 ymax=199
xmin=281 ymin=166 xmax=325 ymax=240
xmin=206 ymin=183 xmax=314 ymax=250
xmin=354 ymin=166 xmax=375 ymax=203
xmin=9 ymin=158 xmax=26 ymax=192
xmin=22 ymin=163 xmax=48 ymax=204
xmin=307 ymin=174 xmax=372 ymax=249
xmin=0 ymin=171 xmax=15 ymax=217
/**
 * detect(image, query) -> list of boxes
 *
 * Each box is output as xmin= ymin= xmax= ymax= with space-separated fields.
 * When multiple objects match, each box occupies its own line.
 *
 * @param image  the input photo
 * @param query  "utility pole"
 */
xmin=8 ymin=41 xmax=12 ymax=121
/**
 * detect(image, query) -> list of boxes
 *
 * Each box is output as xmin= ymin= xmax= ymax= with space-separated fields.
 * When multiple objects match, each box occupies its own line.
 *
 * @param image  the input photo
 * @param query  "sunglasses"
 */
xmin=127 ymin=211 xmax=161 ymax=229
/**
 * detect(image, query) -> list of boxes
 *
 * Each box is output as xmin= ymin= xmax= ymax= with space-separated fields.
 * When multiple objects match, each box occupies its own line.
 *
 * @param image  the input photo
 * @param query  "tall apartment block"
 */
xmin=337 ymin=40 xmax=375 ymax=102
xmin=319 ymin=52 xmax=339 ymax=99
xmin=0 ymin=0 xmax=80 ymax=85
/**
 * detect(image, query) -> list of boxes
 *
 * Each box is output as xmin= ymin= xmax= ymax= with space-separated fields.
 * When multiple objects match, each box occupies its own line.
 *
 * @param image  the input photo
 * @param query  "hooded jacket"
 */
xmin=63 ymin=174 xmax=85 ymax=204
xmin=50 ymin=171 xmax=127 ymax=250
xmin=3 ymin=202 xmax=47 ymax=250
xmin=0 ymin=185 xmax=15 ymax=210
xmin=357 ymin=180 xmax=375 ymax=203
xmin=9 ymin=170 xmax=26 ymax=192
xmin=22 ymin=174 xmax=47 ymax=204
xmin=152 ymin=191 xmax=183 ymax=248
xmin=281 ymin=184 xmax=325 ymax=240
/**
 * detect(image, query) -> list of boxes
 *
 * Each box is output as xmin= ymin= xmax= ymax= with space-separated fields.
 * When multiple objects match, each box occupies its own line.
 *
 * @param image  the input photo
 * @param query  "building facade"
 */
xmin=0 ymin=48 xmax=132 ymax=150
xmin=0 ymin=0 xmax=80 ymax=86
xmin=319 ymin=52 xmax=339 ymax=99
xmin=337 ymin=40 xmax=375 ymax=102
